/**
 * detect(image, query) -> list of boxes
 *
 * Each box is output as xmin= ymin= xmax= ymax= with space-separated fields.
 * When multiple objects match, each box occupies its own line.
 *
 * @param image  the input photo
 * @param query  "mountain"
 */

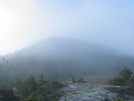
xmin=2 ymin=37 xmax=134 ymax=81
xmin=11 ymin=37 xmax=125 ymax=59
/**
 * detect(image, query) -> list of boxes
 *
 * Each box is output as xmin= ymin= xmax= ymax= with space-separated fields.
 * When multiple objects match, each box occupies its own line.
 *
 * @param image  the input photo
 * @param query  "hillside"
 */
xmin=13 ymin=37 xmax=125 ymax=59
xmin=0 ymin=37 xmax=133 ymax=84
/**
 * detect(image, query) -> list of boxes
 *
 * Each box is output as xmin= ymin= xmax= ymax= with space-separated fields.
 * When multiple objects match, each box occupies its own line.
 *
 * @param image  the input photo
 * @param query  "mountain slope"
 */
xmin=13 ymin=37 xmax=124 ymax=59
xmin=3 ymin=37 xmax=134 ymax=80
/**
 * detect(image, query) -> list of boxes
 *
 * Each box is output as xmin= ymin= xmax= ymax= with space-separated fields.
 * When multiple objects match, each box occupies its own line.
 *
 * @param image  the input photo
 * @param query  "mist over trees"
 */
xmin=0 ymin=37 xmax=134 ymax=86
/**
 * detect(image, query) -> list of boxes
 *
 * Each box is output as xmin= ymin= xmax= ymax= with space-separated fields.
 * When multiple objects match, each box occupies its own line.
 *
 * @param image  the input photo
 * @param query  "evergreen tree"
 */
xmin=38 ymin=73 xmax=46 ymax=86
xmin=37 ymin=73 xmax=51 ymax=97
xmin=0 ymin=83 xmax=19 ymax=101
xmin=15 ymin=78 xmax=23 ymax=94
xmin=119 ymin=67 xmax=133 ymax=81
xmin=22 ymin=74 xmax=37 ymax=95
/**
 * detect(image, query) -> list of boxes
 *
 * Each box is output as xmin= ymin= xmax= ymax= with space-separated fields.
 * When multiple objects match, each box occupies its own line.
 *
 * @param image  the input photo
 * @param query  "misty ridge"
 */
xmin=0 ymin=36 xmax=134 ymax=85
xmin=1 ymin=1 xmax=134 ymax=100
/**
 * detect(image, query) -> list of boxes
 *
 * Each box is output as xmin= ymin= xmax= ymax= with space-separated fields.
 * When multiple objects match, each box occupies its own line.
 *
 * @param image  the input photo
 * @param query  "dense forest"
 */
xmin=0 ymin=55 xmax=134 ymax=86
xmin=0 ymin=37 xmax=134 ymax=100
xmin=0 ymin=37 xmax=134 ymax=86
xmin=0 ymin=73 xmax=65 ymax=101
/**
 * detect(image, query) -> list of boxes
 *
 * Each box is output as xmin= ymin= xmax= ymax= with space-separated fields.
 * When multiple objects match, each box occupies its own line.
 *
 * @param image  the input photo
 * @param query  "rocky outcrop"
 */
xmin=59 ymin=83 xmax=134 ymax=101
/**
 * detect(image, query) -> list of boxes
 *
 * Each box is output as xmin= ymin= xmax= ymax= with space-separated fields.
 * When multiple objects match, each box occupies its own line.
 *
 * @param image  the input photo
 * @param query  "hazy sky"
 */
xmin=0 ymin=0 xmax=134 ymax=55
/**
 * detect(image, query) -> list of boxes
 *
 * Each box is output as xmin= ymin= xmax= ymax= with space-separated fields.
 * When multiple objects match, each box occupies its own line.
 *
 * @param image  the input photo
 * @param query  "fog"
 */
xmin=0 ymin=36 xmax=134 ymax=84
xmin=24 ymin=0 xmax=134 ymax=56
xmin=0 ymin=0 xmax=134 ymax=56
xmin=0 ymin=0 xmax=134 ymax=87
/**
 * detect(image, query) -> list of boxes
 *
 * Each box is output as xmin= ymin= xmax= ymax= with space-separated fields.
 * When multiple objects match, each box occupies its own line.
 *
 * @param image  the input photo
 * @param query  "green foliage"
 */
xmin=108 ymin=77 xmax=124 ymax=85
xmin=0 ymin=54 xmax=134 ymax=86
xmin=119 ymin=67 xmax=133 ymax=81
xmin=0 ymin=72 xmax=65 ymax=101
xmin=22 ymin=74 xmax=37 ymax=95
xmin=25 ymin=97 xmax=38 ymax=101
xmin=40 ymin=85 xmax=52 ymax=96
xmin=50 ymin=81 xmax=65 ymax=94
xmin=71 ymin=76 xmax=86 ymax=83
xmin=15 ymin=78 xmax=23 ymax=93
xmin=55 ymin=91 xmax=61 ymax=96
xmin=15 ymin=78 xmax=23 ymax=88
xmin=55 ymin=81 xmax=65 ymax=88
xmin=116 ymin=98 xmax=124 ymax=101
xmin=109 ymin=67 xmax=133 ymax=85
xmin=0 ymin=82 xmax=8 ymax=89
xmin=38 ymin=73 xmax=46 ymax=86
xmin=77 ymin=78 xmax=86 ymax=83
xmin=118 ymin=88 xmax=126 ymax=93
xmin=126 ymin=77 xmax=134 ymax=87
xmin=0 ymin=87 xmax=19 ymax=101
xmin=25 ymin=92 xmax=38 ymax=101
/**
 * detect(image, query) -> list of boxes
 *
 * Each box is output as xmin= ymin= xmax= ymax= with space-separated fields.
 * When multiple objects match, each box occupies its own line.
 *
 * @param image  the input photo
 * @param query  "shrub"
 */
xmin=108 ymin=77 xmax=124 ymax=85
xmin=71 ymin=76 xmax=86 ymax=83
xmin=109 ymin=67 xmax=133 ymax=85
xmin=55 ymin=91 xmax=61 ymax=96
xmin=118 ymin=88 xmax=126 ymax=93
xmin=119 ymin=67 xmax=133 ymax=81
xmin=77 ymin=78 xmax=86 ymax=83
xmin=116 ymin=98 xmax=124 ymax=101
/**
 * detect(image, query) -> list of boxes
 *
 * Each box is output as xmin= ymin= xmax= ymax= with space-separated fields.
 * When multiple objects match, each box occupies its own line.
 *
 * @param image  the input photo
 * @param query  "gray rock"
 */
xmin=59 ymin=83 xmax=134 ymax=101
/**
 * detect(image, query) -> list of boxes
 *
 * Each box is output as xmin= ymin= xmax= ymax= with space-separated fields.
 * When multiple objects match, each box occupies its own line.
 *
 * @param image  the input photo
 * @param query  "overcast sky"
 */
xmin=0 ymin=0 xmax=134 ymax=56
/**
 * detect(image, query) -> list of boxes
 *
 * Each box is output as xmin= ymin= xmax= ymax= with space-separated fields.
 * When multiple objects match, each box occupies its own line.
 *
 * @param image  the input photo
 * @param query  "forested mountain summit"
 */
xmin=0 ymin=37 xmax=134 ymax=84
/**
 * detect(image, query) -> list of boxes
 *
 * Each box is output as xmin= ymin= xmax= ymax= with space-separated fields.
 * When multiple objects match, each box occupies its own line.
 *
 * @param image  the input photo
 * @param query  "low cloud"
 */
xmin=0 ymin=0 xmax=134 ymax=55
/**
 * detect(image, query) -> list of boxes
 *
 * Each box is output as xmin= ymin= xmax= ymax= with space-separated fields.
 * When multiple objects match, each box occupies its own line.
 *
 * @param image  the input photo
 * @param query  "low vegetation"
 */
xmin=108 ymin=67 xmax=133 ymax=86
xmin=116 ymin=98 xmax=124 ymax=101
xmin=108 ymin=67 xmax=134 ymax=100
xmin=71 ymin=76 xmax=86 ymax=83
xmin=118 ymin=87 xmax=126 ymax=93
xmin=0 ymin=73 xmax=65 ymax=101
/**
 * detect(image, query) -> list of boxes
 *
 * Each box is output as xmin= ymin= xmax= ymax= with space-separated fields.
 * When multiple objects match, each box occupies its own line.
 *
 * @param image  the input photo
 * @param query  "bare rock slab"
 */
xmin=59 ymin=83 xmax=134 ymax=101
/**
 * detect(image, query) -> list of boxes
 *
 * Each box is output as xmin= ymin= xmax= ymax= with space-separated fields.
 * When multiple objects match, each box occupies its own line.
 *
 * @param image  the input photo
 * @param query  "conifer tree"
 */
xmin=22 ymin=74 xmax=37 ymax=95
xmin=15 ymin=78 xmax=23 ymax=94
xmin=38 ymin=73 xmax=46 ymax=86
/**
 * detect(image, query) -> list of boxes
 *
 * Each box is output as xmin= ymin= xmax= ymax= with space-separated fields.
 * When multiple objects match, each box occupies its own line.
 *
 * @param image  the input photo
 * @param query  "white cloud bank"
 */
xmin=0 ymin=0 xmax=134 ymax=55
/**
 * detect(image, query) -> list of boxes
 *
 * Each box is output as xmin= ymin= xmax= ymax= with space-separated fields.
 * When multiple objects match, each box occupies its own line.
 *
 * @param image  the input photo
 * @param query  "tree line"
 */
xmin=0 ymin=73 xmax=64 ymax=101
